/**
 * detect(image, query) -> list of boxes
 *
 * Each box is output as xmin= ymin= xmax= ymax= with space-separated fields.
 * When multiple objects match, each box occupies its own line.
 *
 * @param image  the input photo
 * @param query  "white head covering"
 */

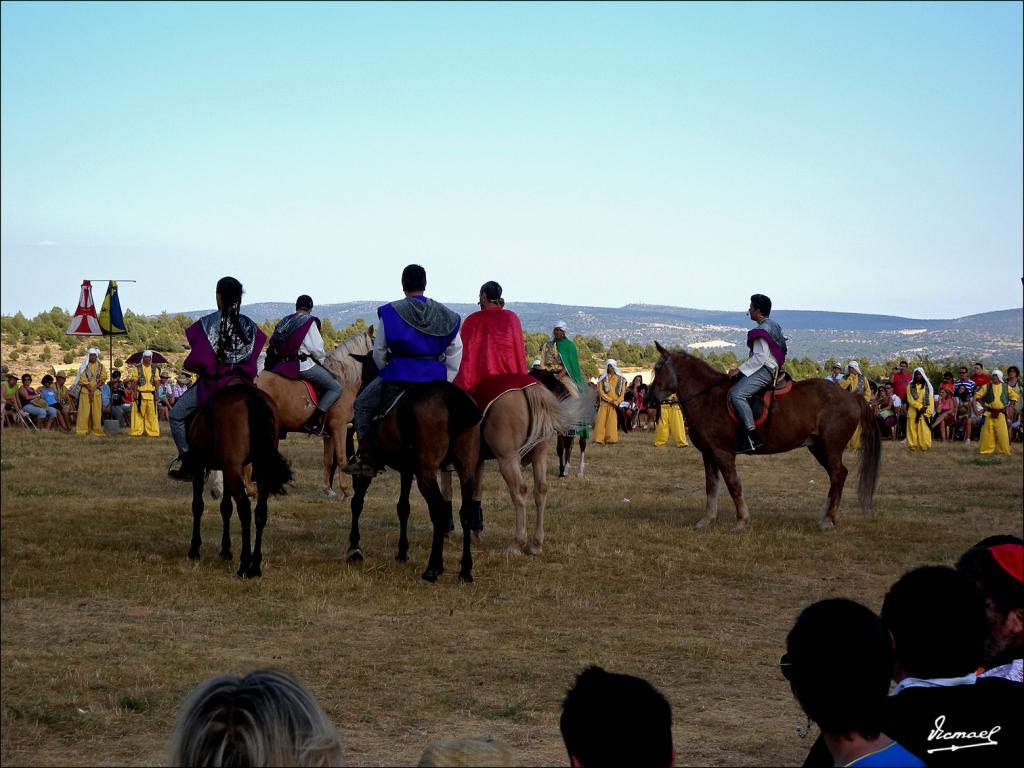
xmin=912 ymin=366 xmax=934 ymax=403
xmin=598 ymin=358 xmax=624 ymax=382
xmin=991 ymin=369 xmax=1003 ymax=380
xmin=847 ymin=361 xmax=862 ymax=376
xmin=142 ymin=349 xmax=153 ymax=359
xmin=74 ymin=348 xmax=103 ymax=386
xmin=553 ymin=320 xmax=568 ymax=332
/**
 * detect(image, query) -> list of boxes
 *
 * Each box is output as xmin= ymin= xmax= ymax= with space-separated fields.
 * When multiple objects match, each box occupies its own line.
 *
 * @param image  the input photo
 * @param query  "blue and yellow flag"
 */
xmin=98 ymin=280 xmax=127 ymax=335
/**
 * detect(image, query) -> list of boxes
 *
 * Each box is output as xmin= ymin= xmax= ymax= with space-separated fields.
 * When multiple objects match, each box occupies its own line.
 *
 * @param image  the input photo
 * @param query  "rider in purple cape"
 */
xmin=265 ymin=295 xmax=342 ymax=436
xmin=727 ymin=293 xmax=787 ymax=455
xmin=168 ymin=277 xmax=267 ymax=480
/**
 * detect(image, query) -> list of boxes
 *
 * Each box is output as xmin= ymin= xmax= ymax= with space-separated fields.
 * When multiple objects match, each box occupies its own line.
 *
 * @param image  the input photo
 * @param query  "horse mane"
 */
xmin=668 ymin=348 xmax=725 ymax=380
xmin=324 ymin=331 xmax=373 ymax=386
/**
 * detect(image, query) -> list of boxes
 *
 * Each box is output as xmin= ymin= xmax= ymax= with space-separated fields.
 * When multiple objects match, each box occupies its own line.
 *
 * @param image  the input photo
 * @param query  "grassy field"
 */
xmin=1 ymin=424 xmax=1021 ymax=766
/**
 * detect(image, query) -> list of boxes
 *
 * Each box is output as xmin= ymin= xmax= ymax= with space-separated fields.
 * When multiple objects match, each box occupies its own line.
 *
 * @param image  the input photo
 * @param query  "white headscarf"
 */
xmin=991 ymin=369 xmax=1003 ymax=381
xmin=553 ymin=320 xmax=568 ymax=332
xmin=598 ymin=359 xmax=624 ymax=382
xmin=911 ymin=366 xmax=934 ymax=403
xmin=74 ymin=347 xmax=103 ymax=387
xmin=142 ymin=349 xmax=153 ymax=359
xmin=846 ymin=361 xmax=862 ymax=376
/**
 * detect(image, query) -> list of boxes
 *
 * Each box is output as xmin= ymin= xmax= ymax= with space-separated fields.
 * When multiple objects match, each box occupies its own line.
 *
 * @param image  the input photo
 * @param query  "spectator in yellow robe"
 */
xmin=905 ymin=367 xmax=935 ymax=451
xmin=973 ymin=369 xmax=1018 ymax=456
xmin=594 ymin=359 xmax=626 ymax=444
xmin=74 ymin=347 xmax=107 ymax=436
xmin=129 ymin=350 xmax=161 ymax=437
xmin=839 ymin=361 xmax=872 ymax=449
xmin=653 ymin=393 xmax=689 ymax=447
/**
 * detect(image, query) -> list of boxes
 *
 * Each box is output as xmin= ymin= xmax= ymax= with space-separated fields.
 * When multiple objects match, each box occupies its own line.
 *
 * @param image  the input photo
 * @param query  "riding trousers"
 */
xmin=169 ymin=385 xmax=198 ymax=455
xmin=301 ymin=362 xmax=342 ymax=413
xmin=728 ymin=366 xmax=776 ymax=432
xmin=352 ymin=377 xmax=406 ymax=442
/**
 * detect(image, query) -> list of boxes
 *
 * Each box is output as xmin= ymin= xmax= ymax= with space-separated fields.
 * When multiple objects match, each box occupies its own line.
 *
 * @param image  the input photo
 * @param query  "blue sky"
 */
xmin=2 ymin=1 xmax=1021 ymax=320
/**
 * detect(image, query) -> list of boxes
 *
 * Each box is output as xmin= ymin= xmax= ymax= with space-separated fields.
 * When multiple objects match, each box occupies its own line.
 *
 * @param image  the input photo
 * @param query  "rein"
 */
xmin=678 ymin=375 xmax=731 ymax=405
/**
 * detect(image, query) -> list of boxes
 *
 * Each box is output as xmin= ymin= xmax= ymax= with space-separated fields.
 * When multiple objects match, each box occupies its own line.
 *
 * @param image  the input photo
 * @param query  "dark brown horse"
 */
xmin=186 ymin=384 xmax=293 ymax=577
xmin=346 ymin=355 xmax=482 ymax=583
xmin=648 ymin=343 xmax=881 ymax=530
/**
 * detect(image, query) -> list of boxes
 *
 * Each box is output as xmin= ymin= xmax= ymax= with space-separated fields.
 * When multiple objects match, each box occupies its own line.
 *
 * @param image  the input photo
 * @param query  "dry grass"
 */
xmin=1 ymin=425 xmax=1021 ymax=766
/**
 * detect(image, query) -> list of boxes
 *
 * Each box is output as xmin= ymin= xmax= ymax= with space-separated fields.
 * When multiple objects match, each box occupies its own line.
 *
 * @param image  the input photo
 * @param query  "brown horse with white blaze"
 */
xmin=647 ymin=342 xmax=881 ymax=530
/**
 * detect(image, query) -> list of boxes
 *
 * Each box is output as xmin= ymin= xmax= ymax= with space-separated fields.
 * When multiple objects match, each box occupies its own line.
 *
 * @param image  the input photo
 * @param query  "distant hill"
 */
xmin=178 ymin=302 xmax=1023 ymax=366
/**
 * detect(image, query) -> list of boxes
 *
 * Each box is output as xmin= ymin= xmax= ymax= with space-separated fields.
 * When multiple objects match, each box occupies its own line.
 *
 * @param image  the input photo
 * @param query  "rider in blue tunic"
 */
xmin=343 ymin=264 xmax=463 ymax=476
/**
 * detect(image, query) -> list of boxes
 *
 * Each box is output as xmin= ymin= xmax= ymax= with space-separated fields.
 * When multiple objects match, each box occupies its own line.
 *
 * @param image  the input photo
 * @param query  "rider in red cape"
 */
xmin=727 ymin=293 xmax=787 ymax=454
xmin=168 ymin=276 xmax=267 ymax=480
xmin=453 ymin=280 xmax=528 ymax=393
xmin=265 ymin=294 xmax=342 ymax=437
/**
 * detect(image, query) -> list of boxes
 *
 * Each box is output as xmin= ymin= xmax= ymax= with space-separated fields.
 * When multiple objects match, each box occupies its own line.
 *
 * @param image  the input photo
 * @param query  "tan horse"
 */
xmin=440 ymin=370 xmax=586 ymax=555
xmin=254 ymin=330 xmax=373 ymax=500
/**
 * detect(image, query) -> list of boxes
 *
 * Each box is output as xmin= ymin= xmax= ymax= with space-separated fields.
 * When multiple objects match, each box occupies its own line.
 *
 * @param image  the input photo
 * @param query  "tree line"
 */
xmin=1 ymin=308 xmax=994 ymax=385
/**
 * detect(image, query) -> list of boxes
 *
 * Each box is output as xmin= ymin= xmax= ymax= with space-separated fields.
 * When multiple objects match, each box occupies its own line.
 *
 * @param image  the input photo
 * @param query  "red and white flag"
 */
xmin=66 ymin=280 xmax=103 ymax=336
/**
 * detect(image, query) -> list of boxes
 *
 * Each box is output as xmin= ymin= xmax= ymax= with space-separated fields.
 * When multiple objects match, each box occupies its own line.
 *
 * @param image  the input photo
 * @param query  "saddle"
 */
xmin=727 ymin=373 xmax=794 ymax=428
xmin=470 ymin=373 xmax=539 ymax=419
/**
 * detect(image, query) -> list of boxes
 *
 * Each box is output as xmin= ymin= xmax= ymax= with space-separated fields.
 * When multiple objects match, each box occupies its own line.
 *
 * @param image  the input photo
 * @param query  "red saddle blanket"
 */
xmin=302 ymin=380 xmax=318 ymax=408
xmin=470 ymin=373 xmax=539 ymax=417
xmin=726 ymin=379 xmax=793 ymax=428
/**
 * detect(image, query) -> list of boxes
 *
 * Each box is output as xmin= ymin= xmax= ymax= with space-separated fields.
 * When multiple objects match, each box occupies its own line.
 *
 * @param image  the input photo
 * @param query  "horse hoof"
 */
xmin=187 ymin=550 xmax=200 ymax=561
xmin=395 ymin=553 xmax=408 ymax=562
xmin=323 ymin=487 xmax=337 ymax=499
xmin=693 ymin=518 xmax=714 ymax=530
xmin=420 ymin=570 xmax=440 ymax=584
xmin=818 ymin=519 xmax=836 ymax=532
xmin=220 ymin=551 xmax=232 ymax=561
xmin=459 ymin=571 xmax=474 ymax=584
xmin=506 ymin=544 xmax=525 ymax=556
xmin=249 ymin=566 xmax=262 ymax=578
xmin=346 ymin=548 xmax=364 ymax=563
xmin=526 ymin=543 xmax=543 ymax=556
xmin=729 ymin=521 xmax=750 ymax=533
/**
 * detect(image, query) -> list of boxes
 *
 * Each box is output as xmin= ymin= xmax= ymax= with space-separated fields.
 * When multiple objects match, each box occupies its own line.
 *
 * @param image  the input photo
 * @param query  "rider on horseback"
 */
xmin=264 ymin=295 xmax=342 ymax=437
xmin=727 ymin=293 xmax=787 ymax=455
xmin=168 ymin=277 xmax=267 ymax=480
xmin=342 ymin=264 xmax=463 ymax=477
xmin=453 ymin=280 xmax=527 ymax=392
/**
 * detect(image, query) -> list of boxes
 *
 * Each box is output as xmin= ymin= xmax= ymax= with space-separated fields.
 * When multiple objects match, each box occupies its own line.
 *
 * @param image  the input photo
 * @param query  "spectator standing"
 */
xmin=1005 ymin=366 xmax=1021 ymax=443
xmin=840 ymin=361 xmax=872 ymax=449
xmin=560 ymin=666 xmax=674 ymax=768
xmin=905 ymin=368 xmax=934 ymax=452
xmin=128 ymin=350 xmax=161 ymax=437
xmin=890 ymin=360 xmax=912 ymax=402
xmin=783 ymin=599 xmax=924 ymax=768
xmin=594 ymin=359 xmax=627 ymax=445
xmin=653 ymin=392 xmax=689 ymax=447
xmin=972 ymin=369 xmax=1018 ymax=455
xmin=73 ymin=347 xmax=107 ymax=436
xmin=971 ymin=362 xmax=990 ymax=391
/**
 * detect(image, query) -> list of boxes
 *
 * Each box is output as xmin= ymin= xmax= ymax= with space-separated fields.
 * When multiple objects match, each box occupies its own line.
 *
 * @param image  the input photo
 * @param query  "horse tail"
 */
xmin=857 ymin=397 xmax=881 ymax=514
xmin=443 ymin=384 xmax=483 ymax=435
xmin=247 ymin=391 xmax=293 ymax=496
xmin=515 ymin=385 xmax=572 ymax=459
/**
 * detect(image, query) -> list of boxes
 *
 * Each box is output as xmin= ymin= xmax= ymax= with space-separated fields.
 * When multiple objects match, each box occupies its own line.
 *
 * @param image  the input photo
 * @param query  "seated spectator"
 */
xmin=956 ymin=536 xmax=1023 ymax=678
xmin=783 ymin=599 xmax=924 ymax=767
xmin=167 ymin=668 xmax=344 ymax=767
xmin=54 ymin=371 xmax=76 ymax=427
xmin=39 ymin=375 xmax=71 ymax=432
xmin=2 ymin=370 xmax=21 ymax=426
xmin=106 ymin=370 xmax=124 ymax=421
xmin=931 ymin=387 xmax=957 ymax=441
xmin=873 ymin=386 xmax=898 ymax=440
xmin=954 ymin=383 xmax=979 ymax=442
xmin=636 ymin=383 xmax=652 ymax=430
xmin=824 ymin=364 xmax=844 ymax=384
xmin=18 ymin=373 xmax=57 ymax=429
xmin=560 ymin=665 xmax=673 ymax=768
xmin=939 ymin=371 xmax=956 ymax=396
xmin=120 ymin=378 xmax=135 ymax=428
xmin=417 ymin=737 xmax=519 ymax=767
xmin=954 ymin=366 xmax=976 ymax=398
xmin=156 ymin=371 xmax=175 ymax=421
xmin=804 ymin=566 xmax=1022 ymax=767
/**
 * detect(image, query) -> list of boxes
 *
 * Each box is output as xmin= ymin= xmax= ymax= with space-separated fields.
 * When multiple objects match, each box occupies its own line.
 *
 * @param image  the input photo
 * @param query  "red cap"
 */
xmin=988 ymin=543 xmax=1023 ymax=583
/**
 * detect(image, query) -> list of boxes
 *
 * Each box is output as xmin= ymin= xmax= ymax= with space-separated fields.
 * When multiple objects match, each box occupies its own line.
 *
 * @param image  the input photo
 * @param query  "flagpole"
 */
xmin=92 ymin=279 xmax=135 ymax=375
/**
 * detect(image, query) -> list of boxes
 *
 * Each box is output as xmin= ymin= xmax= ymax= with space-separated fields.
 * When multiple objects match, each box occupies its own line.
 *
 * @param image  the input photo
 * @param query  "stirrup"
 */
xmin=341 ymin=456 xmax=380 ymax=478
xmin=736 ymin=433 xmax=762 ymax=455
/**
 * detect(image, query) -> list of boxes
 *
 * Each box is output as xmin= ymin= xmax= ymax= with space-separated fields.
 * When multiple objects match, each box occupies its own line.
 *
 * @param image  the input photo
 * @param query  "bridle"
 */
xmin=654 ymin=354 xmax=731 ymax=406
